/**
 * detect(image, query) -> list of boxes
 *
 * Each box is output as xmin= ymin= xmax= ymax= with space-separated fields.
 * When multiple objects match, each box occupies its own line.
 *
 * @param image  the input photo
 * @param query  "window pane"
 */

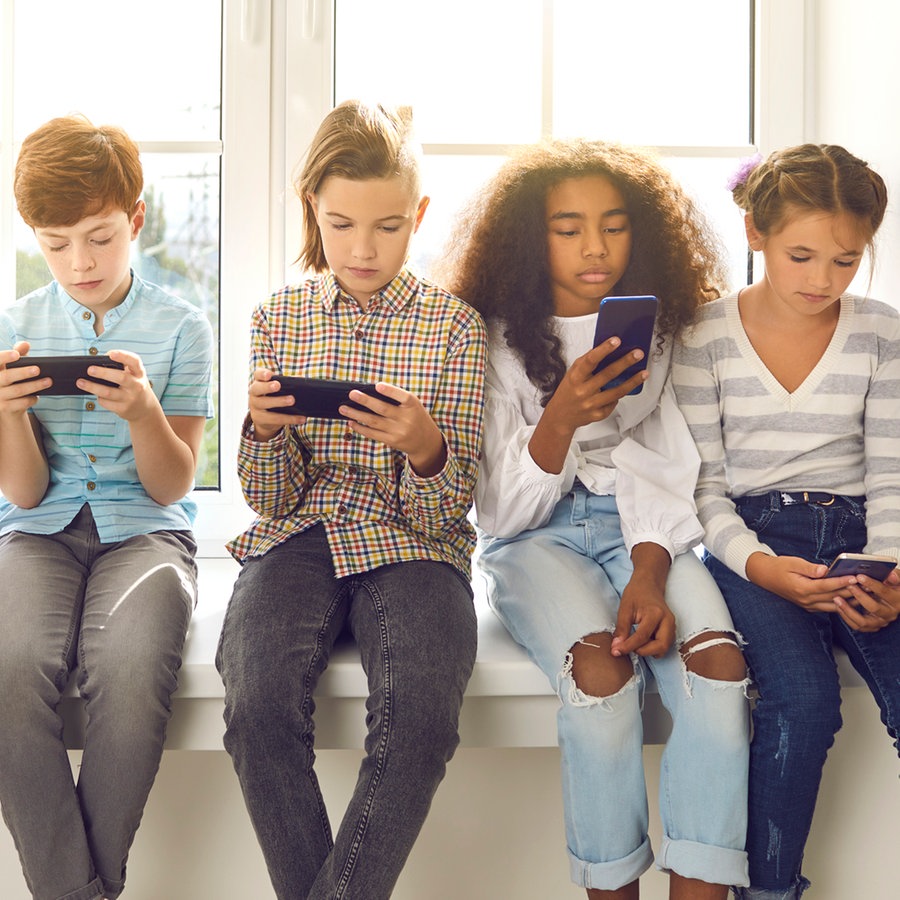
xmin=335 ymin=0 xmax=545 ymax=144
xmin=552 ymin=0 xmax=752 ymax=146
xmin=12 ymin=1 xmax=221 ymax=142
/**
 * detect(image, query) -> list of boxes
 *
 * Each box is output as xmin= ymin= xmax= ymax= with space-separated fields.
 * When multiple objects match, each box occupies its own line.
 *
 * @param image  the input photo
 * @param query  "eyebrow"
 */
xmin=324 ymin=210 xmax=410 ymax=224
xmin=39 ymin=221 xmax=117 ymax=239
xmin=787 ymin=243 xmax=863 ymax=257
xmin=548 ymin=208 xmax=629 ymax=222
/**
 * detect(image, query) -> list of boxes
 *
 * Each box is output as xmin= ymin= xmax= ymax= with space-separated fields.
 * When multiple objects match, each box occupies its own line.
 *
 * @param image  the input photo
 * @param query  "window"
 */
xmin=1 ymin=0 xmax=806 ymax=555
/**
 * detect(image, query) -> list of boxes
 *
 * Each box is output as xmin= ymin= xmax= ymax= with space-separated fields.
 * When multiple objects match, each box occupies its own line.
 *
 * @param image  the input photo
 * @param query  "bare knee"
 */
xmin=680 ymin=631 xmax=746 ymax=682
xmin=569 ymin=632 xmax=634 ymax=697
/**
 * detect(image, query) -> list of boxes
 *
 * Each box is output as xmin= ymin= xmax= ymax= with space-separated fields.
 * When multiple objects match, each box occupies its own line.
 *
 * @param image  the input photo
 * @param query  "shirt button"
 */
xmin=87 ymin=482 xmax=96 ymax=491
xmin=88 ymin=347 xmax=99 ymax=356
xmin=343 ymin=430 xmax=353 ymax=441
xmin=82 ymin=311 xmax=92 ymax=321
xmin=88 ymin=454 xmax=97 ymax=463
xmin=85 ymin=401 xmax=96 ymax=411
xmin=337 ymin=503 xmax=348 ymax=516
xmin=355 ymin=330 xmax=364 ymax=340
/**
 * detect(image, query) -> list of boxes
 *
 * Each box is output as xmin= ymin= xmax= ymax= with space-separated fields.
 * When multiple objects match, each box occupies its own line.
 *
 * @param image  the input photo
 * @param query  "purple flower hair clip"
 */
xmin=726 ymin=153 xmax=763 ymax=191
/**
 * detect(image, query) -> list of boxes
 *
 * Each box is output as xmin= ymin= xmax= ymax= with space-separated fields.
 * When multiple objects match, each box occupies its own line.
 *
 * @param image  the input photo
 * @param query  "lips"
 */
xmin=577 ymin=268 xmax=611 ymax=283
xmin=348 ymin=267 xmax=378 ymax=279
xmin=74 ymin=280 xmax=103 ymax=290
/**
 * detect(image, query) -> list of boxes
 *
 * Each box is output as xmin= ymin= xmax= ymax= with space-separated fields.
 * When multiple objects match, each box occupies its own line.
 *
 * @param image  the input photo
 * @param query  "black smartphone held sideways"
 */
xmin=591 ymin=295 xmax=659 ymax=395
xmin=824 ymin=552 xmax=897 ymax=582
xmin=270 ymin=376 xmax=400 ymax=419
xmin=7 ymin=355 xmax=125 ymax=395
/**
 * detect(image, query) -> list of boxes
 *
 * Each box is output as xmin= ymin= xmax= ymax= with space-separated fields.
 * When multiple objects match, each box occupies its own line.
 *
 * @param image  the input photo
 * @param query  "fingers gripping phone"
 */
xmin=824 ymin=552 xmax=897 ymax=582
xmin=592 ymin=295 xmax=659 ymax=395
xmin=7 ymin=355 xmax=125 ymax=395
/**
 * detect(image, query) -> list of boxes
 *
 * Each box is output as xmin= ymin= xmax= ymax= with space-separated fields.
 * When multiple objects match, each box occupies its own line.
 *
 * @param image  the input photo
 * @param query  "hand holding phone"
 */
xmin=824 ymin=552 xmax=897 ymax=582
xmin=592 ymin=295 xmax=658 ymax=395
xmin=270 ymin=376 xmax=400 ymax=419
xmin=6 ymin=355 xmax=125 ymax=395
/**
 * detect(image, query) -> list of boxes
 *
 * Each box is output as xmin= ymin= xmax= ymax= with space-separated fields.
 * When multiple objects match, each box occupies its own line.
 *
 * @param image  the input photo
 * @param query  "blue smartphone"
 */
xmin=591 ymin=295 xmax=659 ymax=395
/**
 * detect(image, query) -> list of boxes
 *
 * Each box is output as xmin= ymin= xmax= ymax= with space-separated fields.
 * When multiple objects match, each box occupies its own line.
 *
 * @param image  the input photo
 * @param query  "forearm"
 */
xmin=0 ymin=414 xmax=49 ymax=507
xmin=130 ymin=409 xmax=199 ymax=505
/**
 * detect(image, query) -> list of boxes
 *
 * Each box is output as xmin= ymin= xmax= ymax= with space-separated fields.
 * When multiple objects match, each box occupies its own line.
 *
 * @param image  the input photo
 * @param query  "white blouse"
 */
xmin=475 ymin=313 xmax=704 ymax=560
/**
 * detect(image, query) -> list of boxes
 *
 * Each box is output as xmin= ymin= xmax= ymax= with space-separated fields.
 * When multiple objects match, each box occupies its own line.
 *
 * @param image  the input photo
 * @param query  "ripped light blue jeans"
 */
xmin=478 ymin=490 xmax=750 ymax=892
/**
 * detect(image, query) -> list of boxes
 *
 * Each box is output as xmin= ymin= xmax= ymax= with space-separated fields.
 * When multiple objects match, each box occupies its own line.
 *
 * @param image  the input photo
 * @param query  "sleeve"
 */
xmin=162 ymin=311 xmax=215 ymax=418
xmin=611 ymin=379 xmax=705 ymax=559
xmin=862 ymin=310 xmax=900 ymax=560
xmin=671 ymin=331 xmax=775 ymax=579
xmin=474 ymin=352 xmax=577 ymax=539
xmin=236 ymin=302 xmax=311 ymax=516
xmin=398 ymin=307 xmax=486 ymax=537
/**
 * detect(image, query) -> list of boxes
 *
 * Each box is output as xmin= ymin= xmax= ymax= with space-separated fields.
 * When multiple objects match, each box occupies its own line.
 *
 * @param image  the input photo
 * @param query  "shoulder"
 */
xmin=133 ymin=276 xmax=211 ymax=326
xmin=846 ymin=294 xmax=900 ymax=333
xmin=677 ymin=295 xmax=734 ymax=351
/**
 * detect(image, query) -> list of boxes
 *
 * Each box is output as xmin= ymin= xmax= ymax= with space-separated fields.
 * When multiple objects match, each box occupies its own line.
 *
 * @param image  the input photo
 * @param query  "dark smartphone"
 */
xmin=7 ymin=355 xmax=125 ymax=395
xmin=824 ymin=552 xmax=896 ymax=581
xmin=592 ymin=295 xmax=659 ymax=395
xmin=270 ymin=376 xmax=400 ymax=419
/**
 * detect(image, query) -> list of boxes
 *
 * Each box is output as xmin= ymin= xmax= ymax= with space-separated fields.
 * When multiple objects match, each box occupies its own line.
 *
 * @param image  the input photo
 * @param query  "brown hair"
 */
xmin=14 ymin=114 xmax=143 ymax=228
xmin=732 ymin=143 xmax=888 ymax=253
xmin=294 ymin=100 xmax=421 ymax=272
xmin=438 ymin=139 xmax=727 ymax=402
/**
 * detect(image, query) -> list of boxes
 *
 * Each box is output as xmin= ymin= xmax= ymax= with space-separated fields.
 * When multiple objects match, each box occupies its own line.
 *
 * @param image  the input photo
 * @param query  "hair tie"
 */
xmin=726 ymin=153 xmax=763 ymax=191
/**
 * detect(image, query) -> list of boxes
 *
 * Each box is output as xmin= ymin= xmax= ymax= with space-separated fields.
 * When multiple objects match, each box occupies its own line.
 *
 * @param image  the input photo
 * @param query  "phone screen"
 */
xmin=592 ymin=295 xmax=658 ymax=393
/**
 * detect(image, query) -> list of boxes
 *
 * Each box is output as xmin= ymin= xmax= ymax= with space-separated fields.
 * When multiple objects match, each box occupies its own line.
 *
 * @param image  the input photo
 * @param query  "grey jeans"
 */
xmin=0 ymin=504 xmax=196 ymax=900
xmin=216 ymin=525 xmax=477 ymax=900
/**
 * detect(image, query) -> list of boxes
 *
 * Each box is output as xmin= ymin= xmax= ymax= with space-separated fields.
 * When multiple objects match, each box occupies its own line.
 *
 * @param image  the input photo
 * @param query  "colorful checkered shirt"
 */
xmin=226 ymin=269 xmax=486 ymax=579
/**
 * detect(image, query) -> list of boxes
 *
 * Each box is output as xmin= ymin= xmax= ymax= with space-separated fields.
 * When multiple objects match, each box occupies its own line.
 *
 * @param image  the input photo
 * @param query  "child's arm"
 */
xmin=85 ymin=349 xmax=202 ymax=505
xmin=0 ymin=342 xmax=50 ymax=507
xmin=611 ymin=541 xmax=676 ymax=658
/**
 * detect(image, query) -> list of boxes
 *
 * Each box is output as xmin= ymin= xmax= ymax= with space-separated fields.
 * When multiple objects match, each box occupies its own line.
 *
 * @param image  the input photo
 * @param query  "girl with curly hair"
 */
xmin=439 ymin=139 xmax=751 ymax=899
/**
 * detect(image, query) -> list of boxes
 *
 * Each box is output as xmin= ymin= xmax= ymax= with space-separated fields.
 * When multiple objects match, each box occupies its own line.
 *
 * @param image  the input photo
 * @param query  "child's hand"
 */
xmin=834 ymin=568 xmax=900 ymax=633
xmin=248 ymin=368 xmax=307 ymax=441
xmin=341 ymin=383 xmax=446 ymax=477
xmin=544 ymin=338 xmax=647 ymax=433
xmin=746 ymin=552 xmax=855 ymax=613
xmin=79 ymin=349 xmax=160 ymax=422
xmin=0 ymin=342 xmax=46 ymax=414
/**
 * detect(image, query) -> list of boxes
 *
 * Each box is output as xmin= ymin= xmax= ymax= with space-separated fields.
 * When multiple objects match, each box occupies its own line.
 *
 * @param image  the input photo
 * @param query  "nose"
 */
xmin=352 ymin=231 xmax=376 ymax=261
xmin=582 ymin=229 xmax=608 ymax=259
xmin=71 ymin=242 xmax=96 ymax=272
xmin=808 ymin=261 xmax=832 ymax=290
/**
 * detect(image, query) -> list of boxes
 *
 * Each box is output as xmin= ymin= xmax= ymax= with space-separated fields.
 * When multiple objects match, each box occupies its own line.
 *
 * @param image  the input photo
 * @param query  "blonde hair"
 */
xmin=732 ymin=143 xmax=887 ymax=254
xmin=294 ymin=100 xmax=421 ymax=271
xmin=15 ymin=114 xmax=143 ymax=228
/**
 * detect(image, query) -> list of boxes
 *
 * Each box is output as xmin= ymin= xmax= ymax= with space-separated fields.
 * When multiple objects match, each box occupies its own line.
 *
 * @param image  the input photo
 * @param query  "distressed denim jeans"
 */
xmin=705 ymin=491 xmax=900 ymax=898
xmin=216 ymin=525 xmax=477 ymax=900
xmin=0 ymin=505 xmax=196 ymax=900
xmin=478 ymin=490 xmax=750 ymax=892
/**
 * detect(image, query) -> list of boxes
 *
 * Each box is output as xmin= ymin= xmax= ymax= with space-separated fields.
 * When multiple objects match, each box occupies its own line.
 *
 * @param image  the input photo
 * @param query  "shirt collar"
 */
xmin=55 ymin=270 xmax=140 ymax=327
xmin=320 ymin=269 xmax=419 ymax=316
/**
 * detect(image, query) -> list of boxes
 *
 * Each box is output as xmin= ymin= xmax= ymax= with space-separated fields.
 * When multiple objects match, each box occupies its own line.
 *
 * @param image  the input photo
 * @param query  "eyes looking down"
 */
xmin=544 ymin=175 xmax=633 ymax=318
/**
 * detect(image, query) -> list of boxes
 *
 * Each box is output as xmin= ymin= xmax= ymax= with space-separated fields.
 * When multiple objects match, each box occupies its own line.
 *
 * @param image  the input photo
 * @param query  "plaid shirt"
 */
xmin=227 ymin=269 xmax=486 ymax=579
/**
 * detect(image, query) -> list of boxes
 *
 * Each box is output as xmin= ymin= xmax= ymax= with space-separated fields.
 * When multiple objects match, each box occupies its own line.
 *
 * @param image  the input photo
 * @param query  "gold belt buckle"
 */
xmin=804 ymin=491 xmax=835 ymax=506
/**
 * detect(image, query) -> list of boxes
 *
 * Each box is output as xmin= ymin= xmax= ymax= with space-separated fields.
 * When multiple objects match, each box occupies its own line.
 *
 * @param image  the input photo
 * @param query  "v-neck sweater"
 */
xmin=671 ymin=292 xmax=900 ymax=578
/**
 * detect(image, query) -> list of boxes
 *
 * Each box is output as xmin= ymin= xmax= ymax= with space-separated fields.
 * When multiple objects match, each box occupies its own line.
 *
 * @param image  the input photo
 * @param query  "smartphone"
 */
xmin=270 ymin=376 xmax=400 ymax=419
xmin=6 ymin=355 xmax=125 ymax=395
xmin=824 ymin=552 xmax=897 ymax=581
xmin=591 ymin=295 xmax=659 ymax=394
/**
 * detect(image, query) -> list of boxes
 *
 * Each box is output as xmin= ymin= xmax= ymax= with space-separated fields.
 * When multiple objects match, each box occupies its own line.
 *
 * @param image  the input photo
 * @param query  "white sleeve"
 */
xmin=611 ymin=379 xmax=704 ymax=559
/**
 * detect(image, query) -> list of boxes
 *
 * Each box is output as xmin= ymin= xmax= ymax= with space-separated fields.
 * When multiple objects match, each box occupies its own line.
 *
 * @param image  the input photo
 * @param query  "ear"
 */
xmin=744 ymin=213 xmax=764 ymax=251
xmin=129 ymin=200 xmax=146 ymax=240
xmin=413 ymin=195 xmax=430 ymax=233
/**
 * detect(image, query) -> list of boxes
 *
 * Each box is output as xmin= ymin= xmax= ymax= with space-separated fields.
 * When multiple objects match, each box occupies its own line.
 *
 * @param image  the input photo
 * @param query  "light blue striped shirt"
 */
xmin=0 ymin=274 xmax=214 ymax=542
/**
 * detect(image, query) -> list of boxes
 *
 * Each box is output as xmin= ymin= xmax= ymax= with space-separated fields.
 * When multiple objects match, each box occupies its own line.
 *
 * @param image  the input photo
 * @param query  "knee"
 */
xmin=568 ymin=632 xmax=635 ymax=698
xmin=680 ymin=631 xmax=747 ymax=682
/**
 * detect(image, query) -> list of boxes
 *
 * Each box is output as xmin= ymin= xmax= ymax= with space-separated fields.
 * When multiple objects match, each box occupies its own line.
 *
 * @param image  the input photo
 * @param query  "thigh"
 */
xmin=479 ymin=529 xmax=622 ymax=680
xmin=81 ymin=531 xmax=197 ymax=660
xmin=217 ymin=527 xmax=349 ymax=701
xmin=0 ymin=530 xmax=87 ymax=690
xmin=349 ymin=560 xmax=477 ymax=694
xmin=705 ymin=552 xmax=841 ymax=707
xmin=664 ymin=549 xmax=738 ymax=645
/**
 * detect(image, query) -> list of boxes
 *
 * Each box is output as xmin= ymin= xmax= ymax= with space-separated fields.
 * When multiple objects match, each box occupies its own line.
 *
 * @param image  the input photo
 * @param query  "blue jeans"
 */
xmin=0 ymin=505 xmax=196 ymax=900
xmin=216 ymin=525 xmax=477 ymax=900
xmin=704 ymin=492 xmax=900 ymax=899
xmin=478 ymin=490 xmax=750 ymax=891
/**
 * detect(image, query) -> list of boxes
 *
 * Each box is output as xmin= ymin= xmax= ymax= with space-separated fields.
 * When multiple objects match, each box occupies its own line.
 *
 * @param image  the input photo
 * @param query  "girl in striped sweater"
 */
xmin=672 ymin=144 xmax=900 ymax=899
